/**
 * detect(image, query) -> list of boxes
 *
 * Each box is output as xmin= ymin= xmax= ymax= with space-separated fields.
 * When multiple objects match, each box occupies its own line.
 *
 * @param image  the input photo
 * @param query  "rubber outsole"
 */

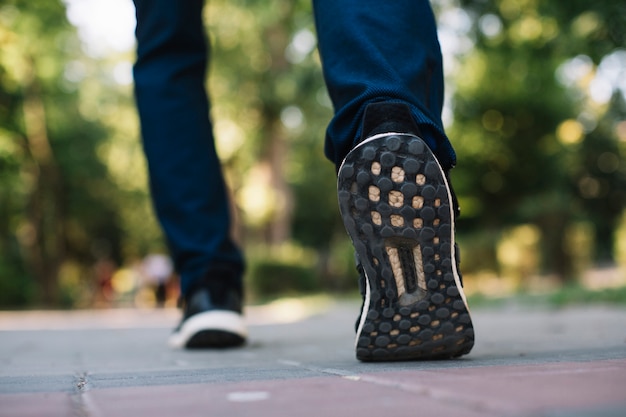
xmin=338 ymin=133 xmax=474 ymax=361
xmin=168 ymin=310 xmax=247 ymax=349
xmin=185 ymin=330 xmax=245 ymax=349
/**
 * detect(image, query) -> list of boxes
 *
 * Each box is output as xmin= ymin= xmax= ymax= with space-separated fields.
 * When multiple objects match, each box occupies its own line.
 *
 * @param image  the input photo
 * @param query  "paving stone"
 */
xmin=0 ymin=302 xmax=625 ymax=417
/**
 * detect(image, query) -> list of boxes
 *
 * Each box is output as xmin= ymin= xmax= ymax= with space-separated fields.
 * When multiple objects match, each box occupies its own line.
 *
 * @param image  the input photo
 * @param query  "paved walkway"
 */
xmin=1 ymin=299 xmax=625 ymax=417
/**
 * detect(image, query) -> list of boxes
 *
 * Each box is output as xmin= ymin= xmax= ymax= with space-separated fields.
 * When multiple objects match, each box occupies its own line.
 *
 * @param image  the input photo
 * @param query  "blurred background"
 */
xmin=0 ymin=0 xmax=624 ymax=310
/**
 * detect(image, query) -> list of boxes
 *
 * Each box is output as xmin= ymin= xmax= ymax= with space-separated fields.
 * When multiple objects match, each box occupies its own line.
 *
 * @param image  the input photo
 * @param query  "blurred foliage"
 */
xmin=547 ymin=284 xmax=626 ymax=307
xmin=467 ymin=284 xmax=626 ymax=308
xmin=0 ymin=0 xmax=624 ymax=307
xmin=249 ymin=261 xmax=319 ymax=297
xmin=0 ymin=0 xmax=125 ymax=306
xmin=449 ymin=0 xmax=626 ymax=284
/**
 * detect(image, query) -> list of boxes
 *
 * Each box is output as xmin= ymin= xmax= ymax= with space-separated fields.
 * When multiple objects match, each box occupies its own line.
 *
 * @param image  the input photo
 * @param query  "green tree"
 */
xmin=0 ymin=0 xmax=125 ymax=306
xmin=451 ymin=0 xmax=626 ymax=281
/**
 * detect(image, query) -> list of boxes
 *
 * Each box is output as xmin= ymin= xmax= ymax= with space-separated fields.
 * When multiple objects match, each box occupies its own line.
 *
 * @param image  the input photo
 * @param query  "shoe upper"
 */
xmin=179 ymin=272 xmax=243 ymax=323
xmin=360 ymin=102 xmax=423 ymax=140
xmin=170 ymin=270 xmax=246 ymax=349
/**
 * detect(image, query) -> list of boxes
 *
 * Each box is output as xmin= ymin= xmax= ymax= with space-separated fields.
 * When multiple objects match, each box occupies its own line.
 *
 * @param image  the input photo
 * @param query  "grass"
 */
xmin=547 ymin=284 xmax=626 ymax=307
xmin=467 ymin=284 xmax=626 ymax=309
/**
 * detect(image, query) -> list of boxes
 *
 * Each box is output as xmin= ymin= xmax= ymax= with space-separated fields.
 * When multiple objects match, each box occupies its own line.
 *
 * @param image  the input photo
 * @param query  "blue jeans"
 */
xmin=132 ymin=0 xmax=455 ymax=295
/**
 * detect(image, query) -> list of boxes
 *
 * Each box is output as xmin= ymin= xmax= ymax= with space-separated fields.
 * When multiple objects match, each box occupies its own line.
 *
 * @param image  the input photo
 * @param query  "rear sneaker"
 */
xmin=338 ymin=102 xmax=474 ymax=361
xmin=169 ymin=278 xmax=246 ymax=349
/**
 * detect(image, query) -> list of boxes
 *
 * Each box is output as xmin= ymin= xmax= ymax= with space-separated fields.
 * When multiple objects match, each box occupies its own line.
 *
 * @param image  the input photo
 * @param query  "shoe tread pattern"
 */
xmin=338 ymin=134 xmax=474 ymax=361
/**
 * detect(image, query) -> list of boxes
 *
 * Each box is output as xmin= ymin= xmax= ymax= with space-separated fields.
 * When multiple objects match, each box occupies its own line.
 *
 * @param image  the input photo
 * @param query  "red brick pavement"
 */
xmin=3 ymin=359 xmax=625 ymax=417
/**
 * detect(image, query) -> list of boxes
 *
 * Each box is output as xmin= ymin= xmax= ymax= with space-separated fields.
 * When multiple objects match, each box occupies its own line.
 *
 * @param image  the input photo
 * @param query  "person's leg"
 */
xmin=314 ymin=0 xmax=474 ymax=361
xmin=313 ymin=0 xmax=456 ymax=171
xmin=133 ymin=0 xmax=246 ymax=347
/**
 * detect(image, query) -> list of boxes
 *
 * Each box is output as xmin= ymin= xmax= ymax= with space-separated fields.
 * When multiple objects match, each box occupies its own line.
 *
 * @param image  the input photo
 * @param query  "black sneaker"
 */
xmin=338 ymin=102 xmax=474 ymax=361
xmin=168 ymin=276 xmax=246 ymax=349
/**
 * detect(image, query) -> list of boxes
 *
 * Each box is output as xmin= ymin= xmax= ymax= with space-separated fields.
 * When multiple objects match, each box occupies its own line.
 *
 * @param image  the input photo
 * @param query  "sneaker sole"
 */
xmin=168 ymin=310 xmax=247 ymax=349
xmin=338 ymin=133 xmax=474 ymax=361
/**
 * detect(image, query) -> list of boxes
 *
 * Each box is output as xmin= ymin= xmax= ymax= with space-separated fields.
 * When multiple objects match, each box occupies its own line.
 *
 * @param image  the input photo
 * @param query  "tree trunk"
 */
xmin=18 ymin=56 xmax=66 ymax=306
xmin=257 ymin=18 xmax=295 ymax=248
xmin=266 ymin=119 xmax=294 ymax=245
xmin=536 ymin=213 xmax=575 ymax=284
